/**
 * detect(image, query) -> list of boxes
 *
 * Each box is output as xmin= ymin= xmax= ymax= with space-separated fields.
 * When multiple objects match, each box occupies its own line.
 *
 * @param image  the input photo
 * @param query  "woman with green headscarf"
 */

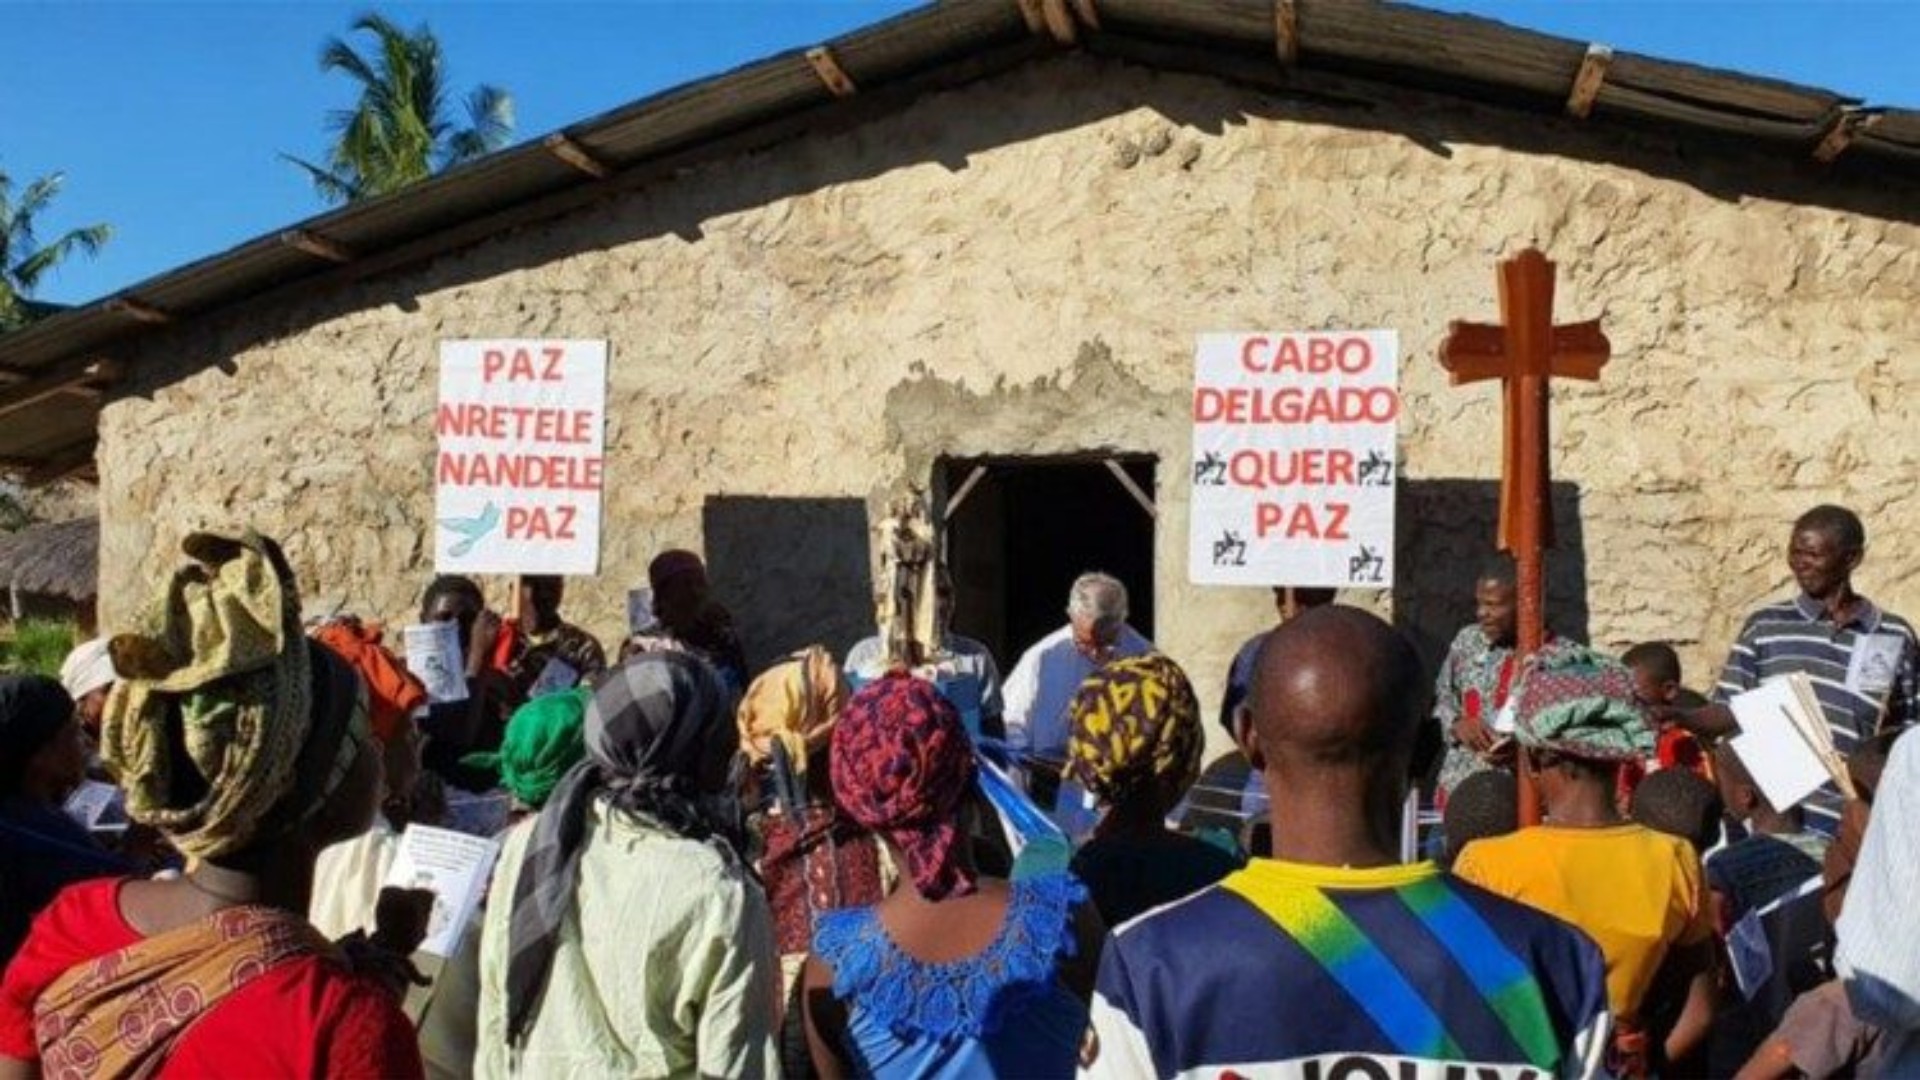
xmin=1453 ymin=642 xmax=1716 ymax=1077
xmin=466 ymin=687 xmax=591 ymax=817
xmin=0 ymin=532 xmax=423 ymax=1080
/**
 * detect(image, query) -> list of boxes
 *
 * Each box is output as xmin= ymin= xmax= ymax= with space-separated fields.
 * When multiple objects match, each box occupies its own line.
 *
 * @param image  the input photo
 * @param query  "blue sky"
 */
xmin=7 ymin=1 xmax=1916 ymax=307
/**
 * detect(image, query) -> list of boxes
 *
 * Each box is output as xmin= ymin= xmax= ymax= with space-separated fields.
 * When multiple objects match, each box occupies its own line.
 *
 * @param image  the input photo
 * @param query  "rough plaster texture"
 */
xmin=96 ymin=55 xmax=1920 ymax=756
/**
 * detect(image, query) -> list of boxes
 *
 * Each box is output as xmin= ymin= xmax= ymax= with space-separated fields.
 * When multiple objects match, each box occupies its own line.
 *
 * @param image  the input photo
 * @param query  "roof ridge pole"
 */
xmin=1566 ymin=43 xmax=1612 ymax=119
xmin=1274 ymin=0 xmax=1300 ymax=65
xmin=1813 ymin=106 xmax=1883 ymax=164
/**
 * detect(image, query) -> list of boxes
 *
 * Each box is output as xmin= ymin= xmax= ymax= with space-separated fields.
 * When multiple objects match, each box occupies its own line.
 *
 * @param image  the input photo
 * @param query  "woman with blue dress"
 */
xmin=802 ymin=673 xmax=1103 ymax=1079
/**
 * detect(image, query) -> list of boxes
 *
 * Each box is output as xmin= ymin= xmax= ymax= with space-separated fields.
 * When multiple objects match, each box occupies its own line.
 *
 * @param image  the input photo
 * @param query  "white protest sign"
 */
xmin=435 ymin=340 xmax=608 ymax=575
xmin=1189 ymin=331 xmax=1399 ymax=587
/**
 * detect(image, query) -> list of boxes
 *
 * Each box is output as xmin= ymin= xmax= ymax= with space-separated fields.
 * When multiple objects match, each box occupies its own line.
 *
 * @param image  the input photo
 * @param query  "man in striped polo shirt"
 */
xmin=1678 ymin=505 xmax=1918 ymax=836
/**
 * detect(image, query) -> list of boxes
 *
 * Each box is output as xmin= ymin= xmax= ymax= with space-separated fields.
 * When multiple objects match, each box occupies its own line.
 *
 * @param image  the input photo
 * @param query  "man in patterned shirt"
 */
xmin=1433 ymin=556 xmax=1523 ymax=800
xmin=1674 ymin=505 xmax=1918 ymax=836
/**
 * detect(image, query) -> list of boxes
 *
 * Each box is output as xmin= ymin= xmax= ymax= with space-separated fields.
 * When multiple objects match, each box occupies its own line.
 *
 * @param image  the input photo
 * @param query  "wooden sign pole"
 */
xmin=1439 ymin=248 xmax=1610 ymax=825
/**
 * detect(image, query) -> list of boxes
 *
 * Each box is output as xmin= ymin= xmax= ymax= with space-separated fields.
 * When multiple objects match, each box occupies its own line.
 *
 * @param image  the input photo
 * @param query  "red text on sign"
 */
xmin=1230 ymin=449 xmax=1356 ymax=490
xmin=1255 ymin=501 xmax=1351 ymax=540
xmin=436 ymin=404 xmax=596 ymax=443
xmin=1193 ymin=387 xmax=1398 ymax=425
xmin=483 ymin=347 xmax=566 ymax=383
xmin=507 ymin=505 xmax=578 ymax=540
xmin=436 ymin=452 xmax=603 ymax=491
xmin=1240 ymin=335 xmax=1373 ymax=375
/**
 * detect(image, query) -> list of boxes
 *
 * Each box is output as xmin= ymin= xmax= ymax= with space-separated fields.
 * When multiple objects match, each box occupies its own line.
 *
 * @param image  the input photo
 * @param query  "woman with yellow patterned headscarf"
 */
xmin=0 ymin=531 xmax=426 ymax=1080
xmin=1066 ymin=653 xmax=1242 ymax=925
xmin=736 ymin=646 xmax=886 ymax=1077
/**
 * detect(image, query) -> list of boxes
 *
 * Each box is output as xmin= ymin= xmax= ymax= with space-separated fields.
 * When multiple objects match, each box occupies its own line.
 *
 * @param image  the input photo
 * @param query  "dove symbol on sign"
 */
xmin=439 ymin=502 xmax=502 ymax=557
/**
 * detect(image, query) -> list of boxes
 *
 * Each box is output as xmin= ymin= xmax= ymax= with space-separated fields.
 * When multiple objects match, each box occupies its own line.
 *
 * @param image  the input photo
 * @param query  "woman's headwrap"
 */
xmin=1067 ymin=653 xmax=1203 ymax=807
xmin=59 ymin=640 xmax=116 ymax=702
xmin=101 ymin=531 xmax=372 ymax=861
xmin=1512 ymin=642 xmax=1654 ymax=763
xmin=462 ymin=687 xmax=590 ymax=809
xmin=737 ymin=645 xmax=845 ymax=774
xmin=504 ymin=651 xmax=740 ymax=1044
xmin=830 ymin=673 xmax=976 ymax=901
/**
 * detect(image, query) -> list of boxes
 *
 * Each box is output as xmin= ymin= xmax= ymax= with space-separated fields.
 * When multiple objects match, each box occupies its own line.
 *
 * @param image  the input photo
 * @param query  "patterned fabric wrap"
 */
xmin=1066 ymin=653 xmax=1203 ymax=807
xmin=1512 ymin=643 xmax=1654 ymax=763
xmin=101 ymin=531 xmax=371 ymax=860
xmin=504 ymin=651 xmax=741 ymax=1044
xmin=758 ymin=805 xmax=885 ymax=957
xmin=738 ymin=646 xmax=847 ymax=775
xmin=33 ymin=905 xmax=331 ymax=1080
xmin=830 ymin=674 xmax=977 ymax=901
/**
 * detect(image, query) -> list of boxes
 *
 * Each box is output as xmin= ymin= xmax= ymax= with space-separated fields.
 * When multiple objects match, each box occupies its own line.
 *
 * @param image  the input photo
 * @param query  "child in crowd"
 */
xmin=1632 ymin=768 xmax=1725 ymax=858
xmin=1708 ymin=745 xmax=1829 ymax=928
xmin=1441 ymin=768 xmax=1518 ymax=866
xmin=1618 ymin=642 xmax=1713 ymax=810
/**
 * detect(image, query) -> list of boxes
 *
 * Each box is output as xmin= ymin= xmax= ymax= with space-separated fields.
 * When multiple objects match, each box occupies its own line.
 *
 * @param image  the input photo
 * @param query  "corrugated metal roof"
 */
xmin=4 ymin=0 xmax=1914 ymax=481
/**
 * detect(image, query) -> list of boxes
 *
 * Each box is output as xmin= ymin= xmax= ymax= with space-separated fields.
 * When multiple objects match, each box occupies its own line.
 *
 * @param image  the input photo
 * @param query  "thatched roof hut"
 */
xmin=0 ymin=516 xmax=98 ymax=603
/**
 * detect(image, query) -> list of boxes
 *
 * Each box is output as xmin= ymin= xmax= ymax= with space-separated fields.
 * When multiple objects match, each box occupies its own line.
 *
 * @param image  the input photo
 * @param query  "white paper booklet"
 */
xmin=403 ymin=622 xmax=470 ymax=704
xmin=1728 ymin=675 xmax=1845 ymax=812
xmin=383 ymin=824 xmax=502 ymax=958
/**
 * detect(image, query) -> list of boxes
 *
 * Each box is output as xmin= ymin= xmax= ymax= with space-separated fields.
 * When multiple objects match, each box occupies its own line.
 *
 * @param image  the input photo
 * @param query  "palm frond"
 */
xmin=317 ymin=35 xmax=381 ymax=92
xmin=443 ymin=85 xmax=514 ymax=166
xmin=10 ymin=224 xmax=110 ymax=293
xmin=281 ymin=152 xmax=362 ymax=205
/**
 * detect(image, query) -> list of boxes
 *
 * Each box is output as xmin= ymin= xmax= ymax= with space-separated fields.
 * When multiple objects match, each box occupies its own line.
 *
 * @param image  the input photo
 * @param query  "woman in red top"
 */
xmin=0 ymin=532 xmax=423 ymax=1080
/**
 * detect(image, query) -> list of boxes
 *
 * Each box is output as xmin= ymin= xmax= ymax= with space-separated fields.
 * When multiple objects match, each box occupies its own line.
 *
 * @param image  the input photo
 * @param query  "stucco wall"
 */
xmin=97 ymin=54 xmax=1920 ymax=753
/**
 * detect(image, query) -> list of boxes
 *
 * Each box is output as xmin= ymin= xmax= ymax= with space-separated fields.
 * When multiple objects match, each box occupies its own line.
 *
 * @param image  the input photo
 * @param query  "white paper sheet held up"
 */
xmin=1728 ymin=678 xmax=1835 ymax=812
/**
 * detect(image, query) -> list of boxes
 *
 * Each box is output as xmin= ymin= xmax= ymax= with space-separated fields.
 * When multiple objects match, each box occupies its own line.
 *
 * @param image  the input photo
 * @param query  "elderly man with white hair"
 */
xmin=1002 ymin=572 xmax=1153 ymax=777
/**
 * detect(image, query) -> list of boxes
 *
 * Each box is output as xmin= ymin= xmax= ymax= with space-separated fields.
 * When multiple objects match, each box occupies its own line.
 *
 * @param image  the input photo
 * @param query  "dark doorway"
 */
xmin=940 ymin=455 xmax=1157 ymax=668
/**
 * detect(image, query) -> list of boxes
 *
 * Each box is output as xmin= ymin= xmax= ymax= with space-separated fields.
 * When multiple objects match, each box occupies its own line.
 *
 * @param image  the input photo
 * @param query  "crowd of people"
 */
xmin=0 ymin=500 xmax=1915 ymax=1078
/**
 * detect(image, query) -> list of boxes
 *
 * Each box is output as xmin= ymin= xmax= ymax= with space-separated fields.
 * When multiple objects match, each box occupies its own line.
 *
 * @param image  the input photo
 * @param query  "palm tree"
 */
xmin=284 ymin=13 xmax=514 ymax=204
xmin=0 ymin=170 xmax=110 ymax=332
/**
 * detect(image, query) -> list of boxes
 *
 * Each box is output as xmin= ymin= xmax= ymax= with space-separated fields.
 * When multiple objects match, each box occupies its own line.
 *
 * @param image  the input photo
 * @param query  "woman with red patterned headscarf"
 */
xmin=802 ymin=673 xmax=1104 ymax=1079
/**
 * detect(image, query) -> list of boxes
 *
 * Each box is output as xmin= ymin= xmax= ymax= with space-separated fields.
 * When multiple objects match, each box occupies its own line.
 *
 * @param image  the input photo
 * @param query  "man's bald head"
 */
xmin=1249 ymin=606 xmax=1426 ymax=769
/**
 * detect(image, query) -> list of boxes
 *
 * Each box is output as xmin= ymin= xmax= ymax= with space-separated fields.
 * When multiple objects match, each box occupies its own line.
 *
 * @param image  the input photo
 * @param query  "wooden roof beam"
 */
xmin=542 ymin=134 xmax=613 ymax=180
xmin=1015 ymin=0 xmax=1078 ymax=45
xmin=805 ymin=46 xmax=858 ymax=98
xmin=0 ymin=358 xmax=121 ymax=419
xmin=1813 ymin=107 xmax=1882 ymax=164
xmin=280 ymin=229 xmax=355 ymax=264
xmin=1566 ymin=44 xmax=1612 ymax=119
xmin=1274 ymin=0 xmax=1300 ymax=65
xmin=107 ymin=296 xmax=172 ymax=324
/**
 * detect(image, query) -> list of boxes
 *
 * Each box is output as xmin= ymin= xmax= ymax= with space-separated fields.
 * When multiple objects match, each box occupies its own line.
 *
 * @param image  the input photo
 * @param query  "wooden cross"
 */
xmin=1439 ymin=248 xmax=1609 ymax=824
